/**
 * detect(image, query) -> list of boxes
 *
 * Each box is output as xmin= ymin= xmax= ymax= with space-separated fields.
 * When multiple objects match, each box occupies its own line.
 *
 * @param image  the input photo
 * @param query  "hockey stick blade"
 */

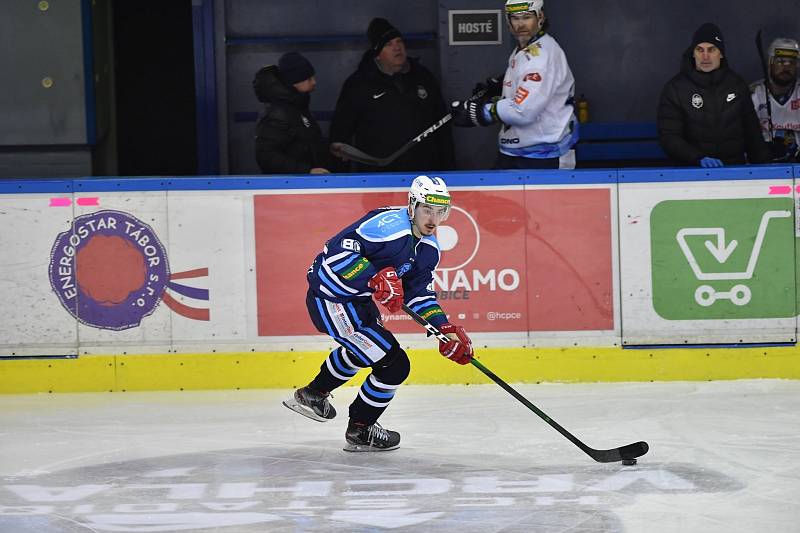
xmin=402 ymin=304 xmax=650 ymax=463
xmin=336 ymin=113 xmax=452 ymax=167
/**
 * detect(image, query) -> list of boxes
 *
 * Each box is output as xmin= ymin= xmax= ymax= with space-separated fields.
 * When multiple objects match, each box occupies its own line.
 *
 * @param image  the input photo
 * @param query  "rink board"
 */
xmin=1 ymin=167 xmax=800 ymax=392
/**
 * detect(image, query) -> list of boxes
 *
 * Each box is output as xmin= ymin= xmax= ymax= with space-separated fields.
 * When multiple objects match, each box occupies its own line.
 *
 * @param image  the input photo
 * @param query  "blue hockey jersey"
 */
xmin=307 ymin=207 xmax=447 ymax=327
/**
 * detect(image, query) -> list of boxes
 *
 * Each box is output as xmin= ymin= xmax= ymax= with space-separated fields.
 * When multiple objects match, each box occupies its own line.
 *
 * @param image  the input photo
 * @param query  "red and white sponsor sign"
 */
xmin=254 ymin=189 xmax=613 ymax=336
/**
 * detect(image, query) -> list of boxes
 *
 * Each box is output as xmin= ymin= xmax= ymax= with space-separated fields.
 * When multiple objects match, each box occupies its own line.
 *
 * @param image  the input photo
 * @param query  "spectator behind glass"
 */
xmin=451 ymin=0 xmax=579 ymax=170
xmin=750 ymin=38 xmax=800 ymax=162
xmin=253 ymin=52 xmax=334 ymax=174
xmin=329 ymin=17 xmax=454 ymax=173
xmin=657 ymin=23 xmax=770 ymax=167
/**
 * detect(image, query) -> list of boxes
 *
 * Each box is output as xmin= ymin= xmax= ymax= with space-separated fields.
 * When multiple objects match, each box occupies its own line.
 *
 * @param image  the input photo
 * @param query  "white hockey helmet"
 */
xmin=505 ymin=0 xmax=544 ymax=18
xmin=408 ymin=175 xmax=451 ymax=221
xmin=505 ymin=0 xmax=545 ymax=31
xmin=768 ymin=37 xmax=799 ymax=62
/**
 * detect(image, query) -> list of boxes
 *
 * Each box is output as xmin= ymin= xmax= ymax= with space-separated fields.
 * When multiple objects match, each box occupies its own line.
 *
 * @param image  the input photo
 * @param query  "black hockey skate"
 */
xmin=343 ymin=420 xmax=400 ymax=452
xmin=282 ymin=386 xmax=336 ymax=422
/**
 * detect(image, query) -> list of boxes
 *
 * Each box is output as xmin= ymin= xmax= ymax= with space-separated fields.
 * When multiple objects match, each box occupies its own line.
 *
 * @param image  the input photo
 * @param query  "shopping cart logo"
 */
xmin=676 ymin=210 xmax=791 ymax=307
xmin=651 ymin=198 xmax=795 ymax=320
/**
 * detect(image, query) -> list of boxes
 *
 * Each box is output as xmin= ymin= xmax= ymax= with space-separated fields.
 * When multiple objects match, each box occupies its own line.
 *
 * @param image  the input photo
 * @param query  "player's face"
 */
xmin=508 ymin=12 xmax=541 ymax=47
xmin=377 ymin=37 xmax=407 ymax=73
xmin=412 ymin=204 xmax=448 ymax=236
xmin=694 ymin=43 xmax=722 ymax=73
xmin=770 ymin=57 xmax=798 ymax=86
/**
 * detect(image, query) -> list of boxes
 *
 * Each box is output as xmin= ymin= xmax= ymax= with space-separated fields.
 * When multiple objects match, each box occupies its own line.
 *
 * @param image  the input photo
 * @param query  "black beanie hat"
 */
xmin=278 ymin=52 xmax=315 ymax=85
xmin=367 ymin=17 xmax=402 ymax=56
xmin=691 ymin=23 xmax=725 ymax=54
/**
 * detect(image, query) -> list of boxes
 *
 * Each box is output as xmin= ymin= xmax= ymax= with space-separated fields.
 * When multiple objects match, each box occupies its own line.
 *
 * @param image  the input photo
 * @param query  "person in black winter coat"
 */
xmin=657 ymin=23 xmax=770 ymax=167
xmin=329 ymin=17 xmax=454 ymax=173
xmin=254 ymin=52 xmax=334 ymax=174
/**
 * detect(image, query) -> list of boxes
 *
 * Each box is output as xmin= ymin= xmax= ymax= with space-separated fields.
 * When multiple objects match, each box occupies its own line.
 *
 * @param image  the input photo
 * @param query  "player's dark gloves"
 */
xmin=450 ymin=97 xmax=499 ymax=128
xmin=472 ymin=76 xmax=503 ymax=99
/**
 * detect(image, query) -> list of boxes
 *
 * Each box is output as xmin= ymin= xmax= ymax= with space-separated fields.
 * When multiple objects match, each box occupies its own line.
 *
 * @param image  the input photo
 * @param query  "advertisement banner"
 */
xmin=254 ymin=188 xmax=613 ymax=336
xmin=525 ymin=188 xmax=614 ymax=331
xmin=651 ymin=197 xmax=794 ymax=319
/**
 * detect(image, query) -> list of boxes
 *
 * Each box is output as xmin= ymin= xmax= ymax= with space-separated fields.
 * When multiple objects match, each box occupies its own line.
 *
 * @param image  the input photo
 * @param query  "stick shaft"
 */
xmin=337 ymin=113 xmax=452 ymax=167
xmin=401 ymin=304 xmax=649 ymax=463
xmin=755 ymin=29 xmax=775 ymax=139
xmin=401 ymin=305 xmax=589 ymax=453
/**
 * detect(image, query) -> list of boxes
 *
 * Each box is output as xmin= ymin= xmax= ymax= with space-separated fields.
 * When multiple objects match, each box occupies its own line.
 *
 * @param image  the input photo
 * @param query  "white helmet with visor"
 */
xmin=408 ymin=175 xmax=451 ymax=221
xmin=769 ymin=37 xmax=799 ymax=63
xmin=505 ymin=0 xmax=545 ymax=32
xmin=505 ymin=0 xmax=544 ymax=18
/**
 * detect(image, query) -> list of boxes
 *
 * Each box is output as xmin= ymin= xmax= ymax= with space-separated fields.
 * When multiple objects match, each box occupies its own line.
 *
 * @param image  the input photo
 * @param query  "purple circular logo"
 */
xmin=48 ymin=210 xmax=170 ymax=330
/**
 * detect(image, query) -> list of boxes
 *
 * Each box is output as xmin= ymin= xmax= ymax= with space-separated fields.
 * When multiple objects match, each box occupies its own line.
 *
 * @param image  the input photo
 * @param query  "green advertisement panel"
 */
xmin=651 ymin=198 xmax=795 ymax=320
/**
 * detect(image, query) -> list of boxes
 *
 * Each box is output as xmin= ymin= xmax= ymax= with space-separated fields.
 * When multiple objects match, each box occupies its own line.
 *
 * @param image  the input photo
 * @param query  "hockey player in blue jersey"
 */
xmin=283 ymin=175 xmax=474 ymax=452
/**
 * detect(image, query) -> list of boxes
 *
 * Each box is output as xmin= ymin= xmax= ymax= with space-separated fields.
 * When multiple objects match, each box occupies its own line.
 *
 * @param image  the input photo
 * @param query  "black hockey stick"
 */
xmin=402 ymin=304 xmax=649 ymax=463
xmin=337 ymin=113 xmax=452 ymax=167
xmin=336 ymin=86 xmax=489 ymax=167
xmin=755 ymin=29 xmax=775 ymax=141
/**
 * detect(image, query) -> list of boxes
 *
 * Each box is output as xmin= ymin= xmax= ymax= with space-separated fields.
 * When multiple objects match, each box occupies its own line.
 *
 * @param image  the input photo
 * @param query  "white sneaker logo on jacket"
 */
xmin=373 ymin=92 xmax=386 ymax=99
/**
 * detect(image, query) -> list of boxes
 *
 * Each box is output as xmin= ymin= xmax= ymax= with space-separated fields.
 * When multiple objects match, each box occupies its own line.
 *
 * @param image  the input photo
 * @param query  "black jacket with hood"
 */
xmin=330 ymin=52 xmax=454 ymax=173
xmin=253 ymin=65 xmax=332 ymax=174
xmin=657 ymin=49 xmax=770 ymax=166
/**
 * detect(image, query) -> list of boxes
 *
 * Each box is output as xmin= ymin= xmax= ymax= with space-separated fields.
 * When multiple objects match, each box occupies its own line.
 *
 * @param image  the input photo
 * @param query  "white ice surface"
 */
xmin=1 ymin=380 xmax=799 ymax=532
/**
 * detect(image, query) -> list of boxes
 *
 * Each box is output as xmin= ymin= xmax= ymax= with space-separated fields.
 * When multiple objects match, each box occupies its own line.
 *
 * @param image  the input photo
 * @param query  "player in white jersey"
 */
xmin=750 ymin=38 xmax=800 ymax=162
xmin=451 ymin=0 xmax=578 ymax=169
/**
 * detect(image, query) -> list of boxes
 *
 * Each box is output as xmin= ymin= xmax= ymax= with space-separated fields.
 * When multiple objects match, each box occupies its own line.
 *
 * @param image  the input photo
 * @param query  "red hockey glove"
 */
xmin=367 ymin=267 xmax=404 ymax=313
xmin=438 ymin=323 xmax=473 ymax=365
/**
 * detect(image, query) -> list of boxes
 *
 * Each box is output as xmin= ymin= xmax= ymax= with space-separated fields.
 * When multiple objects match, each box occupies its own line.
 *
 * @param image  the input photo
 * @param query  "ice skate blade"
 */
xmin=343 ymin=442 xmax=400 ymax=452
xmin=282 ymin=399 xmax=331 ymax=423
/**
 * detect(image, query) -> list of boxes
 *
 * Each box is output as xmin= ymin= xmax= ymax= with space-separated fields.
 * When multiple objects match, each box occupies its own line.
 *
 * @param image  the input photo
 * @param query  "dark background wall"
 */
xmin=1 ymin=0 xmax=797 ymax=177
xmin=223 ymin=0 xmax=799 ymax=173
xmin=113 ymin=2 xmax=197 ymax=176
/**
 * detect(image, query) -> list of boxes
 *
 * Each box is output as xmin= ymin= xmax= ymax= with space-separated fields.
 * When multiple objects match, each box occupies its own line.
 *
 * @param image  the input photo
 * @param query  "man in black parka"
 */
xmin=657 ymin=23 xmax=770 ymax=167
xmin=330 ymin=18 xmax=454 ymax=173
xmin=254 ymin=52 xmax=334 ymax=174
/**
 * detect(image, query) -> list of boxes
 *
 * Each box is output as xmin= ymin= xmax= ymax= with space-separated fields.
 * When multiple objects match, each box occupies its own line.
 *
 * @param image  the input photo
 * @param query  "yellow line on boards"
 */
xmin=1 ymin=346 xmax=799 ymax=394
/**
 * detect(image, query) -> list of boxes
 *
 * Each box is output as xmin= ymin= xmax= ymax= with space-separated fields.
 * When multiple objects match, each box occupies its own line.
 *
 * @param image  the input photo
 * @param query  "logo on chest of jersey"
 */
xmin=397 ymin=262 xmax=412 ymax=277
xmin=523 ymin=72 xmax=542 ymax=82
xmin=792 ymin=99 xmax=800 ymax=111
xmin=691 ymin=93 xmax=704 ymax=109
xmin=417 ymin=85 xmax=429 ymax=99
xmin=377 ymin=213 xmax=402 ymax=226
xmin=301 ymin=116 xmax=311 ymax=128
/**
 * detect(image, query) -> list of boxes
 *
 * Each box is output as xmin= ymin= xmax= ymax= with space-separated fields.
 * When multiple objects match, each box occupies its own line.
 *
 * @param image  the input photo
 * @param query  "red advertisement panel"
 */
xmin=255 ymin=192 xmax=403 ymax=336
xmin=525 ymin=189 xmax=613 ymax=331
xmin=255 ymin=188 xmax=613 ymax=336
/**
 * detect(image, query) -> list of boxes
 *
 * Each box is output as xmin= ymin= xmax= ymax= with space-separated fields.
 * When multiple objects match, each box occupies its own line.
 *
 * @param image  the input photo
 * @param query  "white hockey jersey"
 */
xmin=749 ymin=79 xmax=800 ymax=145
xmin=495 ymin=33 xmax=578 ymax=159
